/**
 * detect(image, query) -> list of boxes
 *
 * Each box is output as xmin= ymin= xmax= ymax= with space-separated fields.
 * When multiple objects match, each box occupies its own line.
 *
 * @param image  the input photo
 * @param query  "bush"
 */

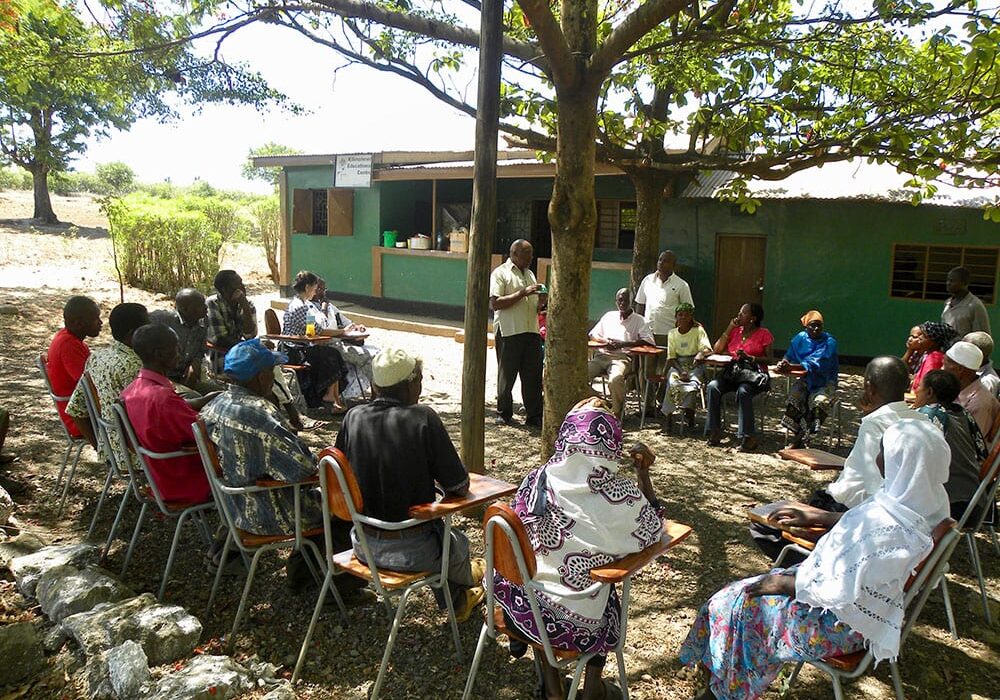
xmin=95 ymin=162 xmax=135 ymax=196
xmin=175 ymin=194 xmax=254 ymax=244
xmin=0 ymin=167 xmax=31 ymax=190
xmin=103 ymin=193 xmax=223 ymax=294
xmin=250 ymin=195 xmax=281 ymax=283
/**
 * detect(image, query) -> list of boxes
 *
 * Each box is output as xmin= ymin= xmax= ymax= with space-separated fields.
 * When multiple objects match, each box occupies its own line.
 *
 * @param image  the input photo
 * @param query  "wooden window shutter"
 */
xmin=292 ymin=189 xmax=312 ymax=233
xmin=327 ymin=189 xmax=354 ymax=236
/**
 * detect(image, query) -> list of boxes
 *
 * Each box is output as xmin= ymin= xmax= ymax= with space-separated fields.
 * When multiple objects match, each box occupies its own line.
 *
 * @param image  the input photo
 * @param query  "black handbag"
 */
xmin=721 ymin=355 xmax=771 ymax=392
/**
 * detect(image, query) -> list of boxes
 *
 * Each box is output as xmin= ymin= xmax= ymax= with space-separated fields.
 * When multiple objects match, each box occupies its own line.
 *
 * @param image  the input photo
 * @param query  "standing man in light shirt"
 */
xmin=942 ymin=266 xmax=990 ymax=336
xmin=489 ymin=239 xmax=545 ymax=428
xmin=635 ymin=250 xmax=693 ymax=408
xmin=587 ymin=288 xmax=654 ymax=417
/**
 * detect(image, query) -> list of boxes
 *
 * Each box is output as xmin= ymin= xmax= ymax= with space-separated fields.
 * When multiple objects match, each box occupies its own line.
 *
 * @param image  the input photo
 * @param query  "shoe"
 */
xmin=684 ymin=409 xmax=696 ymax=429
xmin=494 ymin=415 xmax=513 ymax=426
xmin=327 ymin=587 xmax=376 ymax=609
xmin=207 ymin=550 xmax=245 ymax=577
xmin=524 ymin=416 xmax=542 ymax=429
xmin=454 ymin=585 xmax=485 ymax=623
xmin=470 ymin=557 xmax=487 ymax=583
xmin=786 ymin=435 xmax=806 ymax=450
xmin=738 ymin=435 xmax=759 ymax=453
xmin=706 ymin=428 xmax=723 ymax=446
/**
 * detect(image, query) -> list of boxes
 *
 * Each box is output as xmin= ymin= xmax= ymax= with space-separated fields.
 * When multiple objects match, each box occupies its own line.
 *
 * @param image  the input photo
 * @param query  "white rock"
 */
xmin=0 ymin=484 xmax=13 ymax=525
xmin=0 ymin=531 xmax=45 ymax=569
xmin=147 ymin=655 xmax=254 ymax=700
xmin=106 ymin=640 xmax=152 ymax=699
xmin=262 ymin=681 xmax=297 ymax=700
xmin=36 ymin=565 xmax=133 ymax=622
xmin=10 ymin=542 xmax=99 ymax=597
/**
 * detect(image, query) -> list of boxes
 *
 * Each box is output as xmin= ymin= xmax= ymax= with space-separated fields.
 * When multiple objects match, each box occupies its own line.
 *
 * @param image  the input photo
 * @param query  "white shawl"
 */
xmin=795 ymin=418 xmax=950 ymax=662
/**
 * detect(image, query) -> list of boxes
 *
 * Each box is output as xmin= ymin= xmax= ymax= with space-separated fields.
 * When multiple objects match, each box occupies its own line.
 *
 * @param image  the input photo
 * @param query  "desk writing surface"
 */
xmin=589 ymin=520 xmax=692 ymax=582
xmin=262 ymin=334 xmax=333 ymax=344
xmin=409 ymin=473 xmax=517 ymax=520
xmin=778 ymin=448 xmax=846 ymax=471
xmin=747 ymin=501 xmax=829 ymax=539
xmin=704 ymin=353 xmax=733 ymax=365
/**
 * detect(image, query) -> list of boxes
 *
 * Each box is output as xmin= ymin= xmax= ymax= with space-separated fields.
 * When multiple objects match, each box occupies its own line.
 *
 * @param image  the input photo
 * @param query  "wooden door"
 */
xmin=712 ymin=235 xmax=767 ymax=339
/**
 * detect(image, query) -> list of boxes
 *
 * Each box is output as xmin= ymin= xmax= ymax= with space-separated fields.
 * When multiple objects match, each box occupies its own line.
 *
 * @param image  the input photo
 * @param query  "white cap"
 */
xmin=946 ymin=341 xmax=983 ymax=371
xmin=372 ymin=347 xmax=418 ymax=388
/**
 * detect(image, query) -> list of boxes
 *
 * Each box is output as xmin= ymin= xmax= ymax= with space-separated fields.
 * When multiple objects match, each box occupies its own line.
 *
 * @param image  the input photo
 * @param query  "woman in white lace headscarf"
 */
xmin=679 ymin=418 xmax=950 ymax=700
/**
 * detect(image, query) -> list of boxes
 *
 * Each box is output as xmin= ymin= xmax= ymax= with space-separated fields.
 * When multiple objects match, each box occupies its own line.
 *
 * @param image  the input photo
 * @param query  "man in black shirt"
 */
xmin=335 ymin=347 xmax=485 ymax=620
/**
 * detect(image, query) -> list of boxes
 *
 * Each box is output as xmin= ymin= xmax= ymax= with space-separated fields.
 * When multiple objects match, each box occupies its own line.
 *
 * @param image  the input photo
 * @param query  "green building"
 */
xmin=255 ymin=151 xmax=1000 ymax=361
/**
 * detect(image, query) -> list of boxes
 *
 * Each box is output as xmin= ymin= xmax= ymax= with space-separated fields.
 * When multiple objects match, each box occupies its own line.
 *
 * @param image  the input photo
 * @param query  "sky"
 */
xmin=75 ymin=22 xmax=482 ymax=193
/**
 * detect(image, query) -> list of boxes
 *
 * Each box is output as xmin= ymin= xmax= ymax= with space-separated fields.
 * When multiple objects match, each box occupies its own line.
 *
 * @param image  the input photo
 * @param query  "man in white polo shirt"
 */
xmin=635 ymin=250 xmax=694 ymax=345
xmin=588 ymin=288 xmax=654 ymax=417
xmin=489 ymin=239 xmax=545 ymax=427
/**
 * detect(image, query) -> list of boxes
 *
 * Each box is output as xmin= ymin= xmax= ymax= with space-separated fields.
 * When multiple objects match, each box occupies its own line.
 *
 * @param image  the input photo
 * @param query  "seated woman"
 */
xmin=777 ymin=310 xmax=839 ymax=448
xmin=310 ymin=277 xmax=376 ymax=399
xmin=913 ymin=369 xmax=988 ymax=521
xmin=909 ymin=321 xmax=958 ymax=393
xmin=281 ymin=270 xmax=347 ymax=413
xmin=661 ymin=303 xmax=712 ymax=429
xmin=902 ymin=325 xmax=924 ymax=375
xmin=705 ymin=303 xmax=773 ymax=452
xmin=680 ymin=419 xmax=950 ymax=700
xmin=492 ymin=398 xmax=664 ymax=700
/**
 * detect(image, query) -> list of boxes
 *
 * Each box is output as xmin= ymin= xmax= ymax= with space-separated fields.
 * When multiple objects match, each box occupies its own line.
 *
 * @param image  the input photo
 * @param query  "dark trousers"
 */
xmin=495 ymin=330 xmax=543 ymax=422
xmin=705 ymin=377 xmax=765 ymax=438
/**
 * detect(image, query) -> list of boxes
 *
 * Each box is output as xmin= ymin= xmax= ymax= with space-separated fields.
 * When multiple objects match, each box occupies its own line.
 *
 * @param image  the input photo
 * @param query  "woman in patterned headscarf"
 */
xmin=661 ymin=302 xmax=713 ymax=429
xmin=492 ymin=398 xmax=664 ymax=700
xmin=910 ymin=321 xmax=959 ymax=393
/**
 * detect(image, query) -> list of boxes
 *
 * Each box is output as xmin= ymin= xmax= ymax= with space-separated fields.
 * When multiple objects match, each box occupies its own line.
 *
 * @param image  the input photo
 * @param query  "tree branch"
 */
xmin=516 ymin=0 xmax=576 ymax=86
xmin=591 ymin=0 xmax=694 ymax=78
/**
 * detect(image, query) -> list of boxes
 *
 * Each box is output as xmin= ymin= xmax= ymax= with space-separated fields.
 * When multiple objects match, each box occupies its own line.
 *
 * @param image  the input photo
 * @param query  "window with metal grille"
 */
xmin=596 ymin=201 xmax=637 ymax=250
xmin=890 ymin=244 xmax=998 ymax=303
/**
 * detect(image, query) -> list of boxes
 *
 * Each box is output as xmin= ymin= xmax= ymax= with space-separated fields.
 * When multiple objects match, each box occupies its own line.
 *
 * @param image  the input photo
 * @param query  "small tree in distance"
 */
xmin=242 ymin=142 xmax=303 ymax=190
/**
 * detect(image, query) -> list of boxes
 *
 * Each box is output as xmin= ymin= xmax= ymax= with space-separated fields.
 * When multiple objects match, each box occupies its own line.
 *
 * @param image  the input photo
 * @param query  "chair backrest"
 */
xmin=955 ymin=438 xmax=1000 ymax=531
xmin=898 ymin=519 xmax=960 ymax=650
xmin=986 ymin=407 xmax=1000 ymax=445
xmin=192 ymin=418 xmax=243 ymax=536
xmin=38 ymin=353 xmax=79 ymax=441
xmin=317 ymin=447 xmax=364 ymax=521
xmin=264 ymin=308 xmax=282 ymax=335
xmin=483 ymin=503 xmax=537 ymax=585
xmin=80 ymin=371 xmax=132 ymax=477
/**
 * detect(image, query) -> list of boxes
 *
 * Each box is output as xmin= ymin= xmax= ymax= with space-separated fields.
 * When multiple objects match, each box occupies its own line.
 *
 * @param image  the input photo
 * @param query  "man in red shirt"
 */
xmin=46 ymin=296 xmax=102 ymax=437
xmin=120 ymin=324 xmax=217 ymax=504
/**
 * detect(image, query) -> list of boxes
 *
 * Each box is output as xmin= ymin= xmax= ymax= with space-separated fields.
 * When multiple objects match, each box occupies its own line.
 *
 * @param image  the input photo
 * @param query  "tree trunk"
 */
xmin=31 ymin=165 xmax=58 ymax=223
xmin=541 ymin=87 xmax=600 ymax=458
xmin=628 ymin=170 xmax=671 ymax=294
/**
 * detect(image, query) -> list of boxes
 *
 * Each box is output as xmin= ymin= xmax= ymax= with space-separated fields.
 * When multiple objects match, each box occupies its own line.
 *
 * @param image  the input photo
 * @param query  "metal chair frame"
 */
xmin=36 ymin=354 xmax=88 ymax=514
xmin=462 ymin=505 xmax=679 ymax=700
xmin=784 ymin=520 xmax=961 ymax=700
xmin=77 ymin=373 xmax=133 ymax=549
xmin=291 ymin=448 xmax=462 ymax=697
xmin=191 ymin=419 xmax=330 ymax=650
xmin=112 ymin=403 xmax=214 ymax=600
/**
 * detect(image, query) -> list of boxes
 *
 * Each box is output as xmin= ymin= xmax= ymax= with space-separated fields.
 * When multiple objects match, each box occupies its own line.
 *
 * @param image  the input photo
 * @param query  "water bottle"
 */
xmin=305 ymin=308 xmax=316 ymax=337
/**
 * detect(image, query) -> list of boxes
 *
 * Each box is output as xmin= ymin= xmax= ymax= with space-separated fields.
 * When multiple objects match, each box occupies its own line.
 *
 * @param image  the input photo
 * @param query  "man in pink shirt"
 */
xmin=46 ymin=296 xmax=102 ymax=437
xmin=121 ymin=324 xmax=218 ymax=504
xmin=944 ymin=341 xmax=1000 ymax=437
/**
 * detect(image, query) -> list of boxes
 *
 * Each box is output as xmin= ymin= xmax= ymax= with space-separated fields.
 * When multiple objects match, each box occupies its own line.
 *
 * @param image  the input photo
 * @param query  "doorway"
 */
xmin=712 ymin=234 xmax=767 ymax=338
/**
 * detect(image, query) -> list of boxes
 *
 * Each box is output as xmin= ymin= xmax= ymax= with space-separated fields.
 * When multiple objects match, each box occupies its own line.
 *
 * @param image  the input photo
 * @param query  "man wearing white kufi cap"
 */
xmin=944 ymin=340 xmax=1000 ymax=435
xmin=334 ymin=347 xmax=487 ymax=622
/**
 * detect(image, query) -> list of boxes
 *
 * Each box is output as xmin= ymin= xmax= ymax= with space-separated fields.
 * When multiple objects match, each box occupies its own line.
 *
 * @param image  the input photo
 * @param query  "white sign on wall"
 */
xmin=334 ymin=153 xmax=373 ymax=188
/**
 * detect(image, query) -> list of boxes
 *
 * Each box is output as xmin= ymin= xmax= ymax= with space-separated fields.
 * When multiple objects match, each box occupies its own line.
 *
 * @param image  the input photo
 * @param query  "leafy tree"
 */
xmin=242 ymin=142 xmax=303 ymax=189
xmin=95 ymin=161 xmax=135 ymax=196
xmin=0 ymin=0 xmax=289 ymax=223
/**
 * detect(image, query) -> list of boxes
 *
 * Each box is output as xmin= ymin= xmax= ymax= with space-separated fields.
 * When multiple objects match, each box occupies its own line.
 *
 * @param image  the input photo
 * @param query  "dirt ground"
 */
xmin=0 ymin=191 xmax=998 ymax=699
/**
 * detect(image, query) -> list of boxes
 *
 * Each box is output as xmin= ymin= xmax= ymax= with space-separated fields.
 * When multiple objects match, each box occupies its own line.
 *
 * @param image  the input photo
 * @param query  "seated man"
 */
xmin=120 ymin=324 xmax=218 ymax=504
xmin=913 ymin=369 xmax=988 ymax=521
xmin=206 ymin=270 xmax=257 ymax=376
xmin=200 ymin=339 xmax=366 ymax=597
xmin=943 ymin=340 xmax=1000 ymax=436
xmin=334 ymin=347 xmax=485 ymax=621
xmin=150 ymin=288 xmax=217 ymax=393
xmin=964 ymin=330 xmax=1000 ymax=399
xmin=777 ymin=310 xmax=839 ymax=448
xmin=587 ymin=288 xmax=653 ymax=417
xmin=65 ymin=303 xmax=148 ymax=468
xmin=750 ymin=356 xmax=926 ymax=559
xmin=47 ymin=295 xmax=103 ymax=438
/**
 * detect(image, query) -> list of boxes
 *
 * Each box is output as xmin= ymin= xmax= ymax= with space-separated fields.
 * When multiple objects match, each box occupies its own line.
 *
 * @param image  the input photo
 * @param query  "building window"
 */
xmin=291 ymin=188 xmax=354 ymax=236
xmin=311 ymin=190 xmax=328 ymax=235
xmin=890 ymin=244 xmax=998 ymax=303
xmin=596 ymin=200 xmax=637 ymax=250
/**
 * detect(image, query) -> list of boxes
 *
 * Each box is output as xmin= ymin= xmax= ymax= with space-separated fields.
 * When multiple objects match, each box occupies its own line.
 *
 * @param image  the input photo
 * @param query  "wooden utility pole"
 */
xmin=460 ymin=0 xmax=503 ymax=474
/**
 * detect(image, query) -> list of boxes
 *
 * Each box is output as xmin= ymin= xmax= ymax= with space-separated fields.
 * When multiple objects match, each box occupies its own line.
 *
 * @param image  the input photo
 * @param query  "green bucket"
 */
xmin=383 ymin=230 xmax=398 ymax=248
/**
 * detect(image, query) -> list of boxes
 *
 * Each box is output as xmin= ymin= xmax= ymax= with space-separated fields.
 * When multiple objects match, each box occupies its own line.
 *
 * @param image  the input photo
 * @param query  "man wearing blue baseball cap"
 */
xmin=201 ymin=339 xmax=366 ymax=597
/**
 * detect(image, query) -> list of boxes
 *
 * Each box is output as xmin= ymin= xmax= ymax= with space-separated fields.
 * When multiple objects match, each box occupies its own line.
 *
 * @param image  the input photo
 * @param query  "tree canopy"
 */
xmin=0 ymin=0 xmax=290 ymax=221
xmin=242 ymin=142 xmax=303 ymax=189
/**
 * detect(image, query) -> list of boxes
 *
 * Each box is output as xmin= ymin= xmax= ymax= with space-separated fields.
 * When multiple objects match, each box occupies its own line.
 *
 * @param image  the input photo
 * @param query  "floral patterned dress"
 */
xmin=679 ymin=569 xmax=864 ymax=700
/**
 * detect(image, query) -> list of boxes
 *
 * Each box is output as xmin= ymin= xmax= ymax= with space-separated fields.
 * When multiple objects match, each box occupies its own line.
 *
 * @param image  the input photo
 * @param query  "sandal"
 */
xmin=298 ymin=417 xmax=329 ymax=431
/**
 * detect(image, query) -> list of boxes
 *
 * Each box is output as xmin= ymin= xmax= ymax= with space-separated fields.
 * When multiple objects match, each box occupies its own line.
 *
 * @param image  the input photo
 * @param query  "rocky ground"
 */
xmin=0 ymin=191 xmax=998 ymax=699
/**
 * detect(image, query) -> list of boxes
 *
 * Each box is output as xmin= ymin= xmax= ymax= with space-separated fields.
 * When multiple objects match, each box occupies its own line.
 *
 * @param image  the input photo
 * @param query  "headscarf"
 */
xmin=675 ymin=302 xmax=695 ymax=315
xmin=800 ymin=309 xmax=823 ymax=327
xmin=919 ymin=321 xmax=958 ymax=351
xmin=795 ymin=419 xmax=950 ymax=662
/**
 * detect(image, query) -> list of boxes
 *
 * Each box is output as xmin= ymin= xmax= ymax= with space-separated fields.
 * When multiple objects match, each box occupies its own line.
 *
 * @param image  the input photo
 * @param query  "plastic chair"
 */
xmin=292 ymin=447 xmax=462 ymax=697
xmin=77 ymin=373 xmax=132 ymax=547
xmin=191 ymin=419 xmax=332 ymax=649
xmin=36 ymin=353 xmax=87 ymax=513
xmin=264 ymin=308 xmax=282 ymax=335
xmin=111 ymin=403 xmax=214 ymax=600
xmin=784 ymin=519 xmax=961 ymax=700
xmin=462 ymin=503 xmax=692 ymax=700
